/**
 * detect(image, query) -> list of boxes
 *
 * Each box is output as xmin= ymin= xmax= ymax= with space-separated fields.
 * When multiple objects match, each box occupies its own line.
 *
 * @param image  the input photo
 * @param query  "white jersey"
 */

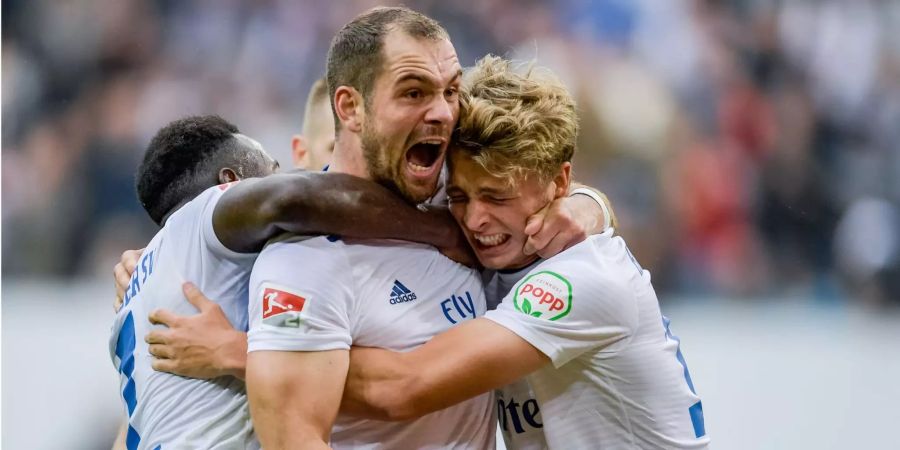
xmin=108 ymin=183 xmax=257 ymax=450
xmin=248 ymin=237 xmax=495 ymax=450
xmin=484 ymin=230 xmax=709 ymax=449
xmin=485 ymin=265 xmax=549 ymax=450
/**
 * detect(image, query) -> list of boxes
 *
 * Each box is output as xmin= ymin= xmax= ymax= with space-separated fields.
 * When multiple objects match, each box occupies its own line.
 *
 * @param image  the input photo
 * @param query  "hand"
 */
xmin=523 ymin=195 xmax=594 ymax=259
xmin=145 ymin=282 xmax=248 ymax=380
xmin=113 ymin=248 xmax=144 ymax=312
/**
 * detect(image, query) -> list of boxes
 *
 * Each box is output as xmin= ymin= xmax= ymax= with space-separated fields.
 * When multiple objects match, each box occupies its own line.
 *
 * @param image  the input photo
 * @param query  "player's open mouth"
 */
xmin=405 ymin=138 xmax=445 ymax=179
xmin=473 ymin=233 xmax=510 ymax=249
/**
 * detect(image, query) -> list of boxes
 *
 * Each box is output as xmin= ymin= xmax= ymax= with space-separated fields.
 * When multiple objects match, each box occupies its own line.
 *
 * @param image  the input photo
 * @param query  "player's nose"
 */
xmin=464 ymin=200 xmax=490 ymax=232
xmin=424 ymin=95 xmax=454 ymax=126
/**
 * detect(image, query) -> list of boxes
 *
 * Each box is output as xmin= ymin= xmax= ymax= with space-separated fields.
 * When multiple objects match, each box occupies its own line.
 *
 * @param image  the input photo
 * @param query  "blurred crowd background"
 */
xmin=4 ymin=0 xmax=900 ymax=305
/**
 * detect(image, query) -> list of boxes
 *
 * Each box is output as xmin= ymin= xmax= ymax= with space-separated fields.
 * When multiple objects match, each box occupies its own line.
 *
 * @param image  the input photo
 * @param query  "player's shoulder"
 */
xmin=259 ymin=234 xmax=346 ymax=261
xmin=341 ymin=238 xmax=466 ymax=265
xmin=526 ymin=231 xmax=633 ymax=294
xmin=162 ymin=183 xmax=230 ymax=227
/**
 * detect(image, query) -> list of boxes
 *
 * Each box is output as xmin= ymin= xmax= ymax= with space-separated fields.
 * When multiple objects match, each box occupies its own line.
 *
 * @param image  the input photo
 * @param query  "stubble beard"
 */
xmin=361 ymin=119 xmax=422 ymax=205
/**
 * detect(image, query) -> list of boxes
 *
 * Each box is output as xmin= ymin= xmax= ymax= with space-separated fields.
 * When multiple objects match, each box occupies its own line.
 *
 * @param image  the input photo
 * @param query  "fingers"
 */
xmin=523 ymin=211 xmax=548 ymax=256
xmin=151 ymin=358 xmax=177 ymax=374
xmin=148 ymin=308 xmax=180 ymax=327
xmin=122 ymin=248 xmax=143 ymax=274
xmin=145 ymin=329 xmax=171 ymax=345
xmin=148 ymin=344 xmax=174 ymax=359
xmin=524 ymin=212 xmax=545 ymax=237
xmin=113 ymin=248 xmax=143 ymax=312
xmin=535 ymin=232 xmax=579 ymax=259
xmin=114 ymin=263 xmax=130 ymax=311
xmin=114 ymin=262 xmax=131 ymax=292
xmin=182 ymin=282 xmax=218 ymax=313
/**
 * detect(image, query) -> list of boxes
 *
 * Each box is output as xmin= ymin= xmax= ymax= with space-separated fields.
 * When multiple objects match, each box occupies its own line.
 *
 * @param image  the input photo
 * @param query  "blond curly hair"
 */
xmin=453 ymin=55 xmax=578 ymax=186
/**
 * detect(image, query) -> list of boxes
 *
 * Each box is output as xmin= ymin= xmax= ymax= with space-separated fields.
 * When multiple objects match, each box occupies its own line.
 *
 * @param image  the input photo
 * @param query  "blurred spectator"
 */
xmin=3 ymin=0 xmax=898 ymax=305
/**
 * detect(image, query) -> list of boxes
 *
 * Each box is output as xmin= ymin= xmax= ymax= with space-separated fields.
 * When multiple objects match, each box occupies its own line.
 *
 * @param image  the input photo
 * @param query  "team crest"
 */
xmin=261 ymin=284 xmax=306 ymax=328
xmin=513 ymin=271 xmax=572 ymax=321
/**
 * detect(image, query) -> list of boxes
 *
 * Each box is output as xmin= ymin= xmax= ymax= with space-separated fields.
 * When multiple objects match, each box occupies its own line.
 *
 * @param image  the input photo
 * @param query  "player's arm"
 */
xmin=213 ymin=171 xmax=462 ymax=253
xmin=524 ymin=183 xmax=617 ymax=258
xmin=246 ymin=240 xmax=354 ymax=447
xmin=341 ymin=318 xmax=548 ymax=420
xmin=247 ymin=349 xmax=347 ymax=449
xmin=344 ymin=261 xmax=635 ymax=421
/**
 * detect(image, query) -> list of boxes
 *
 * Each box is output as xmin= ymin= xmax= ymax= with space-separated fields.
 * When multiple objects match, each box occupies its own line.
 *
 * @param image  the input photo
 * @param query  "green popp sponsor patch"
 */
xmin=513 ymin=271 xmax=572 ymax=321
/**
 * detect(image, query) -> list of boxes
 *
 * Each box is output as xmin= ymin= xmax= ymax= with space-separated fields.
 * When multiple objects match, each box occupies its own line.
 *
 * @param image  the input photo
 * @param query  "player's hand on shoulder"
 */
xmin=523 ymin=196 xmax=591 ymax=259
xmin=113 ymin=248 xmax=144 ymax=312
xmin=146 ymin=282 xmax=248 ymax=380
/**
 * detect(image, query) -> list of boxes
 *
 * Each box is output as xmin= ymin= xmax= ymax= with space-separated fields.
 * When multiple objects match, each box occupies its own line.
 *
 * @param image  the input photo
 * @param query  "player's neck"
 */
xmin=329 ymin=133 xmax=370 ymax=179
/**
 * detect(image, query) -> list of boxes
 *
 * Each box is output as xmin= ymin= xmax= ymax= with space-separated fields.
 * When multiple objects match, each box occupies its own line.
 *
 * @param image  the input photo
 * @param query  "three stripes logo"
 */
xmin=389 ymin=280 xmax=418 ymax=305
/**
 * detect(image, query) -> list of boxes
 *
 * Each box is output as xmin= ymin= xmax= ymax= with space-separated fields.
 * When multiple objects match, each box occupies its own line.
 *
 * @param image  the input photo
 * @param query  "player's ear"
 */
xmin=219 ymin=168 xmax=240 ymax=184
xmin=334 ymin=86 xmax=364 ymax=133
xmin=552 ymin=162 xmax=572 ymax=199
xmin=291 ymin=135 xmax=308 ymax=169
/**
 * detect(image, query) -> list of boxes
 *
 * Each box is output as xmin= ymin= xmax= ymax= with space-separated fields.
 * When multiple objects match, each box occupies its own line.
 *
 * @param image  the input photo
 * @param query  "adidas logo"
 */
xmin=389 ymin=280 xmax=418 ymax=305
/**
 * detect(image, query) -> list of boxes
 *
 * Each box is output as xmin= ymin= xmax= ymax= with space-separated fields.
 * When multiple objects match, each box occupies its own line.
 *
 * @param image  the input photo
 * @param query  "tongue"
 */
xmin=407 ymin=144 xmax=435 ymax=167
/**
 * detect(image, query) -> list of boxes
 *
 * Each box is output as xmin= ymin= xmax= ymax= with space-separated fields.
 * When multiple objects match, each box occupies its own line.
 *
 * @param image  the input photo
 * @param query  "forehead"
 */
xmin=448 ymin=151 xmax=511 ymax=191
xmin=380 ymin=29 xmax=460 ymax=84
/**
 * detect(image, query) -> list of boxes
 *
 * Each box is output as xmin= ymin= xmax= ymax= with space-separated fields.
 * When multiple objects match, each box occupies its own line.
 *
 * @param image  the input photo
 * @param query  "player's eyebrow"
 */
xmin=478 ymin=186 xmax=514 ymax=196
xmin=448 ymin=69 xmax=462 ymax=85
xmin=396 ymin=73 xmax=434 ymax=86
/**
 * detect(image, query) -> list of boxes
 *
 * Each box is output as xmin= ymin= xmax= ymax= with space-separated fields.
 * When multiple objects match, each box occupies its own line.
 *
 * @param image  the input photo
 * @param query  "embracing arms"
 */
xmin=341 ymin=318 xmax=548 ymax=420
xmin=212 ymin=171 xmax=463 ymax=253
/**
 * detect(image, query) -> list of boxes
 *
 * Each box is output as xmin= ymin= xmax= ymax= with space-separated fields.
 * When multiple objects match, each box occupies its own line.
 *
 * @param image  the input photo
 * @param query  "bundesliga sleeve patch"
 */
xmin=260 ymin=284 xmax=307 ymax=328
xmin=513 ymin=271 xmax=572 ymax=321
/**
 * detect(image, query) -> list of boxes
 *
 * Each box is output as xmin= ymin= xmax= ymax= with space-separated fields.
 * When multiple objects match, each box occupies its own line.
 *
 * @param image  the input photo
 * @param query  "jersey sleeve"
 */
xmin=483 ymin=253 xmax=638 ymax=368
xmin=247 ymin=238 xmax=354 ymax=352
xmin=198 ymin=182 xmax=257 ymax=260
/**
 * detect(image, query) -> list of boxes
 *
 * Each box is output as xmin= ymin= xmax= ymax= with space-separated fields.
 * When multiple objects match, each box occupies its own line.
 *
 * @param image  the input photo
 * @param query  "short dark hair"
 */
xmin=136 ymin=115 xmax=243 ymax=225
xmin=325 ymin=6 xmax=448 ymax=130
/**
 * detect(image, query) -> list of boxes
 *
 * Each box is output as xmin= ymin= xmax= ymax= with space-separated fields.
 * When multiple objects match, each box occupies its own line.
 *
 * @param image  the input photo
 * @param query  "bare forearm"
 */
xmin=343 ymin=320 xmax=548 ymax=421
xmin=219 ymin=331 xmax=248 ymax=380
xmin=251 ymin=407 xmax=331 ymax=450
xmin=342 ymin=349 xmax=416 ymax=420
xmin=215 ymin=172 xmax=458 ymax=252
xmin=278 ymin=174 xmax=459 ymax=247
xmin=248 ymin=350 xmax=346 ymax=449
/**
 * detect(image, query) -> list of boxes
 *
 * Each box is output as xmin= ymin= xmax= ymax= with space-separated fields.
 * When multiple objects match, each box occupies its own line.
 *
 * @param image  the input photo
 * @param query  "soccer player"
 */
xmin=339 ymin=56 xmax=711 ymax=449
xmin=242 ymin=8 xmax=497 ymax=449
xmin=291 ymin=78 xmax=334 ymax=171
xmin=109 ymin=114 xmax=475 ymax=450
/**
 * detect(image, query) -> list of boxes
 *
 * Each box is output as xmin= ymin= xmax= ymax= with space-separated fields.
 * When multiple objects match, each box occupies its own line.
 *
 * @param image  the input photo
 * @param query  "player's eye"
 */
xmin=444 ymin=87 xmax=458 ymax=98
xmin=404 ymin=89 xmax=423 ymax=99
xmin=448 ymin=195 xmax=467 ymax=204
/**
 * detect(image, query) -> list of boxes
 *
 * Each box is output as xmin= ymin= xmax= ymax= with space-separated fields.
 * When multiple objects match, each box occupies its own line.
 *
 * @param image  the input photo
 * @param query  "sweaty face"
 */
xmin=362 ymin=30 xmax=461 ymax=204
xmin=447 ymin=151 xmax=557 ymax=270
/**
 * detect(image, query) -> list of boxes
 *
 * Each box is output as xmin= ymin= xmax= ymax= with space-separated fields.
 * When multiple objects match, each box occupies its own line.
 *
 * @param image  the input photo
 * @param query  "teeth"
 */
xmin=474 ymin=233 xmax=508 ymax=247
xmin=420 ymin=139 xmax=443 ymax=145
xmin=409 ymin=162 xmax=430 ymax=172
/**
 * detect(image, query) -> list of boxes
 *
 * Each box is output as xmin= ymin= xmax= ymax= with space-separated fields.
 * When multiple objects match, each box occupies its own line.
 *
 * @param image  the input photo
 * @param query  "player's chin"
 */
xmin=472 ymin=237 xmax=525 ymax=270
xmin=401 ymin=177 xmax=439 ymax=203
